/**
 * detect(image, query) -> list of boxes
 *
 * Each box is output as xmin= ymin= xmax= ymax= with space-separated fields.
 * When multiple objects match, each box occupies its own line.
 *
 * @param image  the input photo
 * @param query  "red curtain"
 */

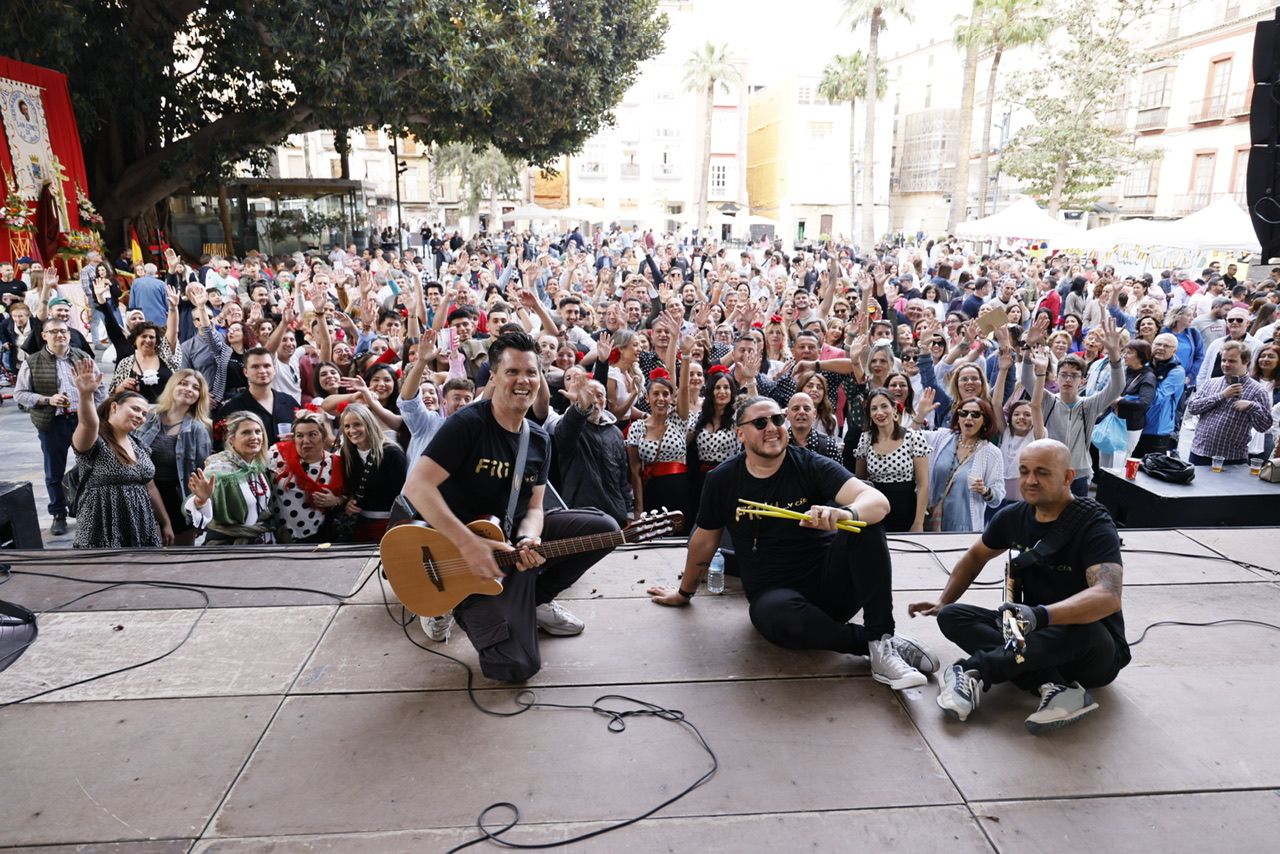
xmin=0 ymin=56 xmax=90 ymax=263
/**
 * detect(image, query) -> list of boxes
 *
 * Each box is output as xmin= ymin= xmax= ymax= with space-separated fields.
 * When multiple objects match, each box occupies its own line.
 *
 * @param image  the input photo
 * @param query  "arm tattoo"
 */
xmin=1085 ymin=562 xmax=1124 ymax=598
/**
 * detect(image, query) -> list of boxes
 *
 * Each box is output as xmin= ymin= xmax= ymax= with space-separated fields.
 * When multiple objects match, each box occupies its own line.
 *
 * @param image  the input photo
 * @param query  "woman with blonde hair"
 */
xmin=336 ymin=402 xmax=408 ymax=542
xmin=187 ymin=411 xmax=278 ymax=545
xmin=135 ymin=369 xmax=213 ymax=545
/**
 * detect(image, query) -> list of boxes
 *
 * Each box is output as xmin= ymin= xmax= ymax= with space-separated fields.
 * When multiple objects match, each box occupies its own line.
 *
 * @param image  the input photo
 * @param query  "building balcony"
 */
xmin=1190 ymin=95 xmax=1229 ymax=123
xmin=1229 ymin=90 xmax=1251 ymax=117
xmin=1135 ymin=106 xmax=1170 ymax=132
xmin=620 ymin=163 xmax=640 ymax=179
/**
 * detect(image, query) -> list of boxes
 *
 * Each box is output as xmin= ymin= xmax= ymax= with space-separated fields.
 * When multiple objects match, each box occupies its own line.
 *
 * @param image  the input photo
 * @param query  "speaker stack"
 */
xmin=1248 ymin=7 xmax=1280 ymax=263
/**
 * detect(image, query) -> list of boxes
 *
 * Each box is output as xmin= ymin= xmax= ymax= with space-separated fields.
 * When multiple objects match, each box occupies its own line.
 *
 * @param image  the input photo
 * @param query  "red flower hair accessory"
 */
xmin=707 ymin=365 xmax=730 ymax=377
xmin=648 ymin=367 xmax=671 ymax=381
xmin=769 ymin=314 xmax=783 ymax=325
xmin=608 ymin=349 xmax=622 ymax=365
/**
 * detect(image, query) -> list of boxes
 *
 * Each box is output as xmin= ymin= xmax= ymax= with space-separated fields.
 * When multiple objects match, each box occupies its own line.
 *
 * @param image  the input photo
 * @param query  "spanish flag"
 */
xmin=130 ymin=226 xmax=143 ymax=264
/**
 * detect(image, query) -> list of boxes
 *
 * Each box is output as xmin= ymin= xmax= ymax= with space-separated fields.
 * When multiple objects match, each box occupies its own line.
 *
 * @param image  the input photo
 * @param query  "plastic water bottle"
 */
xmin=707 ymin=550 xmax=726 ymax=594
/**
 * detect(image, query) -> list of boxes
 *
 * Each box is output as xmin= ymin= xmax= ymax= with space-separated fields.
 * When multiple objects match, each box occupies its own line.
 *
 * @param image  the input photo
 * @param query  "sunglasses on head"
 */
xmin=737 ymin=412 xmax=787 ymax=430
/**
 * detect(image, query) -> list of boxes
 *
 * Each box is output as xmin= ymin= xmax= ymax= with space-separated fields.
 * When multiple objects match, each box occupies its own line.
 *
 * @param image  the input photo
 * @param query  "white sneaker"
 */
xmin=868 ymin=634 xmax=927 ymax=690
xmin=1025 ymin=682 xmax=1099 ymax=734
xmin=420 ymin=612 xmax=453 ymax=642
xmin=535 ymin=601 xmax=584 ymax=636
xmin=936 ymin=664 xmax=982 ymax=722
xmin=888 ymin=635 xmax=939 ymax=675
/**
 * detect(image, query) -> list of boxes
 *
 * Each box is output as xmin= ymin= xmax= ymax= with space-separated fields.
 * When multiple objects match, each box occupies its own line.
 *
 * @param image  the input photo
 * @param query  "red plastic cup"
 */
xmin=1125 ymin=458 xmax=1140 ymax=480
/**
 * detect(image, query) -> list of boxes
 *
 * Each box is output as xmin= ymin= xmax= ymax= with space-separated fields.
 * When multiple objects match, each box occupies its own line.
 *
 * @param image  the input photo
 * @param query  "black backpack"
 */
xmin=1141 ymin=452 xmax=1195 ymax=484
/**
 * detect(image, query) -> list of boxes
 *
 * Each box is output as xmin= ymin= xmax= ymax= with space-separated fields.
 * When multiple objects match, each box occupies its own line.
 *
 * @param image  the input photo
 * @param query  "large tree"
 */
xmin=948 ymin=2 xmax=981 ymax=232
xmin=682 ymin=42 xmax=740 ymax=236
xmin=842 ymin=1 xmax=912 ymax=250
xmin=1000 ymin=0 xmax=1155 ymax=214
xmin=0 ymin=0 xmax=665 ymax=251
xmin=818 ymin=52 xmax=886 ymax=243
xmin=967 ymin=0 xmax=1051 ymax=218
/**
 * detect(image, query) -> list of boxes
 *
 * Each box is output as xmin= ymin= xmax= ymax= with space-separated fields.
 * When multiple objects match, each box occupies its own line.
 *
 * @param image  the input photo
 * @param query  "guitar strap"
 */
xmin=501 ymin=418 xmax=531 ymax=541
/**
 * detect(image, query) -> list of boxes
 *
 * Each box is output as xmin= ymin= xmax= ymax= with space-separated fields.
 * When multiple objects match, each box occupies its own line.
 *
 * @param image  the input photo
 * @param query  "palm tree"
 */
xmin=949 ymin=2 xmax=983 ymax=231
xmin=971 ymin=0 xmax=1052 ymax=217
xmin=818 ymin=52 xmax=887 ymax=243
xmin=842 ymin=1 xmax=912 ymax=250
xmin=434 ymin=142 xmax=522 ymax=231
xmin=682 ymin=42 xmax=741 ymax=236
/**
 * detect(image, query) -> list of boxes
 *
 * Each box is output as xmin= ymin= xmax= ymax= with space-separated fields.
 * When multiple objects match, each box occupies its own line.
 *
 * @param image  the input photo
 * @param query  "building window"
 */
xmin=621 ymin=148 xmax=639 ymax=178
xmin=655 ymin=126 xmax=681 ymax=140
xmin=1190 ymin=152 xmax=1216 ymax=201
xmin=285 ymin=153 xmax=305 ymax=177
xmin=364 ymin=129 xmax=380 ymax=148
xmin=1231 ymin=147 xmax=1249 ymax=193
xmin=579 ymin=145 xmax=604 ymax=176
xmin=797 ymin=86 xmax=812 ymax=105
xmin=655 ymin=146 xmax=679 ymax=179
xmin=924 ymin=86 xmax=932 ymax=109
xmin=1122 ymin=161 xmax=1157 ymax=196
xmin=1138 ymin=68 xmax=1172 ymax=110
xmin=709 ymin=163 xmax=727 ymax=195
xmin=1208 ymin=58 xmax=1232 ymax=105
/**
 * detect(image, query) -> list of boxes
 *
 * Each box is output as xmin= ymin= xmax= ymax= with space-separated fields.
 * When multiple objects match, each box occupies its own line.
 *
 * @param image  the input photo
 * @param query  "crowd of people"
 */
xmin=3 ymin=225 xmax=1278 ymax=731
xmin=1 ymin=229 xmax=1278 ymax=550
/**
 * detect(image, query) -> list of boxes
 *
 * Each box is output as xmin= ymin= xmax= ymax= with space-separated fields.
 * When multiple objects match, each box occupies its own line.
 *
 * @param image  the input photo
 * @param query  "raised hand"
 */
xmin=72 ymin=358 xmax=100 ymax=396
xmin=1030 ymin=346 xmax=1050 ymax=374
xmin=596 ymin=331 xmax=614 ymax=364
xmin=188 ymin=468 xmax=216 ymax=506
xmin=1101 ymin=315 xmax=1122 ymax=359
xmin=916 ymin=387 xmax=939 ymax=423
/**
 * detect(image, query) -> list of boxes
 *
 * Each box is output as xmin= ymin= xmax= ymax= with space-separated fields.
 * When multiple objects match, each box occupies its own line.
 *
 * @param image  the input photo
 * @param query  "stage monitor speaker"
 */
xmin=1248 ymin=9 xmax=1280 ymax=263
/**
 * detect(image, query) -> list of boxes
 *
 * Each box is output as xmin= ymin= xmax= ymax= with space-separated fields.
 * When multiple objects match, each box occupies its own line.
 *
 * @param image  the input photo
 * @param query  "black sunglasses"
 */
xmin=901 ymin=354 xmax=919 ymax=362
xmin=956 ymin=409 xmax=984 ymax=419
xmin=737 ymin=412 xmax=787 ymax=430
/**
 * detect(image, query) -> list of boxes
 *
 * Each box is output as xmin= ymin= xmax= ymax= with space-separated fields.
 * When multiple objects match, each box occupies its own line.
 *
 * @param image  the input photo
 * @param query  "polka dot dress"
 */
xmin=694 ymin=425 xmax=740 ymax=465
xmin=853 ymin=429 xmax=930 ymax=483
xmin=268 ymin=446 xmax=338 ymax=541
xmin=626 ymin=415 xmax=693 ymax=465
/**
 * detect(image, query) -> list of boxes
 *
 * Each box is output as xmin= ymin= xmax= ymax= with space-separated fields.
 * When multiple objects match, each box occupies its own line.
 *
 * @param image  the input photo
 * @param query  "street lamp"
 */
xmin=388 ymin=134 xmax=408 ymax=254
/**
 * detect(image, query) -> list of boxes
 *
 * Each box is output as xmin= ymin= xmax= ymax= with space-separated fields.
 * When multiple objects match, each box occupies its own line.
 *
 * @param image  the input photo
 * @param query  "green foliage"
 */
xmin=817 ymin=52 xmax=886 ymax=105
xmin=0 ymin=0 xmax=666 ymax=235
xmin=435 ymin=143 xmax=523 ymax=219
xmin=682 ymin=42 xmax=741 ymax=95
xmin=999 ymin=0 xmax=1156 ymax=212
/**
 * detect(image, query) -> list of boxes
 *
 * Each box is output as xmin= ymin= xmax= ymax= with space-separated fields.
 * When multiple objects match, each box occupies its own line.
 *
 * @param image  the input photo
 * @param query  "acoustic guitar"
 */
xmin=379 ymin=510 xmax=683 ymax=617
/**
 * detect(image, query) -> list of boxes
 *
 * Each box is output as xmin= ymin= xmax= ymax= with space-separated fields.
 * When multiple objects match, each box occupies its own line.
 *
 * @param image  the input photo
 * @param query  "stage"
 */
xmin=2 ymin=528 xmax=1279 ymax=852
xmin=1096 ymin=464 xmax=1280 ymax=527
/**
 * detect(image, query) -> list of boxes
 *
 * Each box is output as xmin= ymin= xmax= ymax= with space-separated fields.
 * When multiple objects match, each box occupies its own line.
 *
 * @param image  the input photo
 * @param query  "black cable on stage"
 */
xmin=373 ymin=572 xmax=719 ymax=852
xmin=1127 ymin=618 xmax=1280 ymax=646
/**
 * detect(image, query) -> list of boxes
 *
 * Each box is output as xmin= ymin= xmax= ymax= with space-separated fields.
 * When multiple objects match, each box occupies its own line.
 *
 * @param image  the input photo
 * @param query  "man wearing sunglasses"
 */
xmin=1195 ymin=307 xmax=1259 ymax=389
xmin=648 ymin=396 xmax=937 ymax=691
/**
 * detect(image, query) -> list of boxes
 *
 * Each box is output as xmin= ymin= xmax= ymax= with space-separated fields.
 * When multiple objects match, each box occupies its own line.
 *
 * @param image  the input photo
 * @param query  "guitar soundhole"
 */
xmin=422 ymin=546 xmax=445 ymax=592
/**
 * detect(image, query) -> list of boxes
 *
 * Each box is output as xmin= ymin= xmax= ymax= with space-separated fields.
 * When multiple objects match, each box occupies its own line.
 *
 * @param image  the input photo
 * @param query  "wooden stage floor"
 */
xmin=2 ymin=527 xmax=1279 ymax=852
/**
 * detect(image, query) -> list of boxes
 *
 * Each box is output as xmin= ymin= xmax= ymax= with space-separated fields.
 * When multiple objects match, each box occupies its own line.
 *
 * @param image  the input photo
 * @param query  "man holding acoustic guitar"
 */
xmin=396 ymin=331 xmax=625 ymax=683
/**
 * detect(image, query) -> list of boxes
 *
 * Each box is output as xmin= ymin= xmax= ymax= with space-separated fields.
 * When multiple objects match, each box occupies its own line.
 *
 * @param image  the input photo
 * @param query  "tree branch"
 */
xmin=100 ymin=105 xmax=317 ymax=219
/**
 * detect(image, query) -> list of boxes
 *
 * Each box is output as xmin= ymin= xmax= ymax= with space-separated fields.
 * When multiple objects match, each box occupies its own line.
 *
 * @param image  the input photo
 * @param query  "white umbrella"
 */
xmin=954 ymin=197 xmax=1079 ymax=243
xmin=558 ymin=204 xmax=610 ymax=223
xmin=504 ymin=203 xmax=559 ymax=221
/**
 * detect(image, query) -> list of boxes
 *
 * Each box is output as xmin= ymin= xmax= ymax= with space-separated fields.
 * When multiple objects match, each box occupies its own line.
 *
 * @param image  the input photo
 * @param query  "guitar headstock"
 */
xmin=621 ymin=508 xmax=684 ymax=543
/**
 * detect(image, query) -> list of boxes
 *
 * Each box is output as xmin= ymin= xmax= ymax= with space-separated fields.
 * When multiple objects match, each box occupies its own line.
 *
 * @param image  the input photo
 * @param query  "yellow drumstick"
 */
xmin=736 ymin=499 xmax=865 ymax=533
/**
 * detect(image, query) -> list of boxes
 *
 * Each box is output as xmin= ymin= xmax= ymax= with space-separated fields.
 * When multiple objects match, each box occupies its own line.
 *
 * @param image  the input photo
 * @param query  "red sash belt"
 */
xmin=643 ymin=461 xmax=688 ymax=482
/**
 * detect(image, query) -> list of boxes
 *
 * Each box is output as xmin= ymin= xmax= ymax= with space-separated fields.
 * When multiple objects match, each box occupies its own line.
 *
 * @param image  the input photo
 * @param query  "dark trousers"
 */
xmin=745 ymin=523 xmax=894 ymax=657
xmin=37 ymin=415 xmax=77 ymax=516
xmin=1189 ymin=452 xmax=1247 ymax=466
xmin=1133 ymin=434 xmax=1174 ymax=457
xmin=937 ymin=603 xmax=1124 ymax=692
xmin=452 ymin=508 xmax=620 ymax=683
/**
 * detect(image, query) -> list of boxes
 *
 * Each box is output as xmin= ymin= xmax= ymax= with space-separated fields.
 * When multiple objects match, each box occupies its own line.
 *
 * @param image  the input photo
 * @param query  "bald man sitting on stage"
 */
xmin=909 ymin=439 xmax=1129 ymax=734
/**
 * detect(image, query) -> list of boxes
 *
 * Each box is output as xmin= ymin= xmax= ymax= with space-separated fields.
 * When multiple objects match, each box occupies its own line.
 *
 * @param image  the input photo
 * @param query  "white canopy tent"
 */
xmin=1057 ymin=218 xmax=1169 ymax=253
xmin=954 ymin=198 xmax=1080 ymax=243
xmin=1159 ymin=196 xmax=1260 ymax=254
xmin=558 ymin=204 xmax=610 ymax=224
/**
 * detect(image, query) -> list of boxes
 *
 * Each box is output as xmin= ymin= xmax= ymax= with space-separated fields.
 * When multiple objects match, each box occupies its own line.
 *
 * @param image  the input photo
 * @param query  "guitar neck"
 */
xmin=493 ymin=530 xmax=628 ymax=569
